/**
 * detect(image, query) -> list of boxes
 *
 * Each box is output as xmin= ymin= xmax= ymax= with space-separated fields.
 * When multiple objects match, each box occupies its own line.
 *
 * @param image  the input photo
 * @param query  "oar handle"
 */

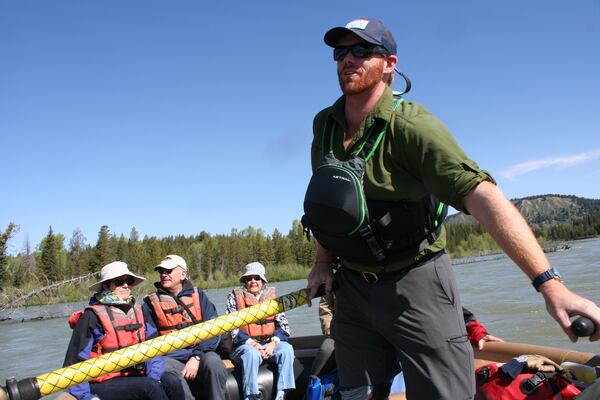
xmin=571 ymin=316 xmax=597 ymax=337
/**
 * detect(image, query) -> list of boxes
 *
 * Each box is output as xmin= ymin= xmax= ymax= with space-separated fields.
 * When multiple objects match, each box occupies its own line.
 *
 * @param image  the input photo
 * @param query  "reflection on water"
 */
xmin=1 ymin=238 xmax=599 ymax=389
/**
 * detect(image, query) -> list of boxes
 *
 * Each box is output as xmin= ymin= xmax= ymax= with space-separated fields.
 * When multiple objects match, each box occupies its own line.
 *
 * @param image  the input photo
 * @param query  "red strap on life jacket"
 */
xmin=475 ymin=363 xmax=581 ymax=400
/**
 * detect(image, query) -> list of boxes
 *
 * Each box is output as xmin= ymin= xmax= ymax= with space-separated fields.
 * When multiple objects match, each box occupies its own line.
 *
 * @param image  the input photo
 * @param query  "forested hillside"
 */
xmin=446 ymin=195 xmax=600 ymax=226
xmin=0 ymin=222 xmax=316 ymax=306
xmin=445 ymin=195 xmax=600 ymax=257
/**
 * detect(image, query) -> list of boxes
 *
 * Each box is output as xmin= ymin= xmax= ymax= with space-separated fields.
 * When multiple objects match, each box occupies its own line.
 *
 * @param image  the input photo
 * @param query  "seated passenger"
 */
xmin=226 ymin=262 xmax=295 ymax=400
xmin=64 ymin=261 xmax=183 ymax=400
xmin=143 ymin=254 xmax=229 ymax=400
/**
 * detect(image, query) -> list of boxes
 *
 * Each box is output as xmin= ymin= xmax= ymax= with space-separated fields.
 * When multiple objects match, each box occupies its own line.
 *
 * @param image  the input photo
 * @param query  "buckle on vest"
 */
xmin=361 ymin=271 xmax=379 ymax=283
xmin=520 ymin=372 xmax=547 ymax=395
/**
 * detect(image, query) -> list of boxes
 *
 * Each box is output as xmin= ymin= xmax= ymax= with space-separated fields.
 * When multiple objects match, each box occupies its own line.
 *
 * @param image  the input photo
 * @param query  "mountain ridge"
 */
xmin=446 ymin=194 xmax=600 ymax=226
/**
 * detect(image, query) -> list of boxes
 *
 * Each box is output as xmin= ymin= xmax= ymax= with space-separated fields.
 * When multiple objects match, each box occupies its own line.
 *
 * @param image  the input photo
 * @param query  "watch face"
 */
xmin=553 ymin=268 xmax=562 ymax=278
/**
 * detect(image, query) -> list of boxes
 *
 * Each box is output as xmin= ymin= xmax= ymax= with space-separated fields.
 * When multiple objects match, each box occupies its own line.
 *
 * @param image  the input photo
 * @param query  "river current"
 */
xmin=1 ymin=237 xmax=599 ymax=393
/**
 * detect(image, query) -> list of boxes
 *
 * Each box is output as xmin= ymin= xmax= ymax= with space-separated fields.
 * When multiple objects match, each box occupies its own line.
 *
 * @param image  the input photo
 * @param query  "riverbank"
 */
xmin=450 ymin=241 xmax=573 ymax=266
xmin=1 ymin=238 xmax=579 ymax=312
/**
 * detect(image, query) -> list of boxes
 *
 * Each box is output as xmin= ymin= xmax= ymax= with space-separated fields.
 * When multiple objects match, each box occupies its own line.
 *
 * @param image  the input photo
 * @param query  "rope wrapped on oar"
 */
xmin=1 ymin=287 xmax=315 ymax=400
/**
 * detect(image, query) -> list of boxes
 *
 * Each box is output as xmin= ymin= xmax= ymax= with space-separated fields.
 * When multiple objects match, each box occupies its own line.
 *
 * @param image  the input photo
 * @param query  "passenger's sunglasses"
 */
xmin=156 ymin=267 xmax=177 ymax=275
xmin=243 ymin=275 xmax=262 ymax=283
xmin=112 ymin=276 xmax=135 ymax=287
xmin=333 ymin=43 xmax=389 ymax=62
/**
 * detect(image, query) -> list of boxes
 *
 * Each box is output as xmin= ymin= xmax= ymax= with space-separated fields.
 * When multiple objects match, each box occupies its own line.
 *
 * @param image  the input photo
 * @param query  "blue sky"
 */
xmin=1 ymin=0 xmax=599 ymax=254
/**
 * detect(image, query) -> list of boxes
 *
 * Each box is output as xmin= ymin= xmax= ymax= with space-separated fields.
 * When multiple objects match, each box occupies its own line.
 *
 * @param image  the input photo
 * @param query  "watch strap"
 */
xmin=532 ymin=267 xmax=562 ymax=292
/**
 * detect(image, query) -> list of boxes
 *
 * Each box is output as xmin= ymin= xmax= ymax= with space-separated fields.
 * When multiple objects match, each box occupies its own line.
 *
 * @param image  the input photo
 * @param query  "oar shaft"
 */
xmin=1 ymin=287 xmax=311 ymax=400
xmin=474 ymin=341 xmax=600 ymax=366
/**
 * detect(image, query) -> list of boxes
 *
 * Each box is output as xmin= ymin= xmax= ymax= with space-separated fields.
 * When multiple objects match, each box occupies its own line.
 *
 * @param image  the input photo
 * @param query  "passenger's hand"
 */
xmin=540 ymin=279 xmax=600 ymax=342
xmin=261 ymin=341 xmax=277 ymax=360
xmin=477 ymin=334 xmax=504 ymax=350
xmin=182 ymin=357 xmax=200 ymax=380
xmin=307 ymin=262 xmax=334 ymax=304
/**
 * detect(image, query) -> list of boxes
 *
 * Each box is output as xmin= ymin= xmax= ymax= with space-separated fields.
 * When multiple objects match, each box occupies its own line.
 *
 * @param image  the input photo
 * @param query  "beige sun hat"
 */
xmin=154 ymin=254 xmax=188 ymax=271
xmin=89 ymin=261 xmax=146 ymax=292
xmin=240 ymin=261 xmax=268 ymax=283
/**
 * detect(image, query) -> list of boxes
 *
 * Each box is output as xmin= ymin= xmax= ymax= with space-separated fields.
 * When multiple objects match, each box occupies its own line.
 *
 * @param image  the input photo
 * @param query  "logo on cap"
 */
xmin=345 ymin=19 xmax=369 ymax=30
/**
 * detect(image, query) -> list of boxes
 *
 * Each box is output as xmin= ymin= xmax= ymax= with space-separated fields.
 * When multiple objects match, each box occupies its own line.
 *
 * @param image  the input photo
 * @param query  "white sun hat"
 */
xmin=240 ymin=261 xmax=268 ymax=283
xmin=89 ymin=261 xmax=146 ymax=292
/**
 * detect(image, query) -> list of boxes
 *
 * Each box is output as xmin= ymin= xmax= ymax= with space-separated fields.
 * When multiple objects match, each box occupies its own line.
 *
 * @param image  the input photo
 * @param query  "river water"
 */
xmin=1 ymin=237 xmax=599 ymax=394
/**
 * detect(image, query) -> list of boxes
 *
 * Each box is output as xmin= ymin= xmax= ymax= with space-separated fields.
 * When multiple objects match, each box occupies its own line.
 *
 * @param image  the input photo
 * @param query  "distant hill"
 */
xmin=446 ymin=194 xmax=600 ymax=227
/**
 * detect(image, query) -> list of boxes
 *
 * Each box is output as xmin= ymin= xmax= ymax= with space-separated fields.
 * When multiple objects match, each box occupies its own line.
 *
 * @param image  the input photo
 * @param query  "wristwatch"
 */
xmin=193 ymin=355 xmax=201 ymax=361
xmin=531 ymin=267 xmax=562 ymax=292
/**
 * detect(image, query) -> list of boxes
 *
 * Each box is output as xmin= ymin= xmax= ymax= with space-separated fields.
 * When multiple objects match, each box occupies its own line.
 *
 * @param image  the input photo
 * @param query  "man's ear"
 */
xmin=384 ymin=55 xmax=397 ymax=74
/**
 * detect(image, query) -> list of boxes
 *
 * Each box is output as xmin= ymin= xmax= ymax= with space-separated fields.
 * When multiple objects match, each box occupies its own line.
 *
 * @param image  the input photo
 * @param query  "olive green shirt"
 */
xmin=311 ymin=86 xmax=495 ymax=272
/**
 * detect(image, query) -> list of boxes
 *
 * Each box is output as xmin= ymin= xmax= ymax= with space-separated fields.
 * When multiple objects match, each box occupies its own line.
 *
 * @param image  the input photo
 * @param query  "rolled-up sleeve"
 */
xmin=397 ymin=109 xmax=495 ymax=212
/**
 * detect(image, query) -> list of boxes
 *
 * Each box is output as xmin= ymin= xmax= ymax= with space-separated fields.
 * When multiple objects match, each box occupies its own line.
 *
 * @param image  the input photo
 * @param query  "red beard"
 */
xmin=337 ymin=59 xmax=385 ymax=95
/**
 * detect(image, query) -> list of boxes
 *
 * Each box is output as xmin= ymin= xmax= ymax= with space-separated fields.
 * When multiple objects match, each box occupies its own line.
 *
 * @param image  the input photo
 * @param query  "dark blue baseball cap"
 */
xmin=324 ymin=18 xmax=397 ymax=55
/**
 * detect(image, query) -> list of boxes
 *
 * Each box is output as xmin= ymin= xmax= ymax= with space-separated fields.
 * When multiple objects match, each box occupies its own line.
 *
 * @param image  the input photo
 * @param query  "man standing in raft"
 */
xmin=303 ymin=17 xmax=600 ymax=400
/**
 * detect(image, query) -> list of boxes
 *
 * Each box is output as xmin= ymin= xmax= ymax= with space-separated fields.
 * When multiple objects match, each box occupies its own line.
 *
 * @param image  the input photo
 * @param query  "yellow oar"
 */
xmin=1 ymin=287 xmax=313 ymax=400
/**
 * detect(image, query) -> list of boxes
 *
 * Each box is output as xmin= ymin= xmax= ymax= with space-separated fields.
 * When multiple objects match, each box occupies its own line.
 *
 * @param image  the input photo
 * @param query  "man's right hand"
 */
xmin=540 ymin=279 xmax=600 ymax=342
xmin=307 ymin=261 xmax=334 ymax=304
xmin=182 ymin=357 xmax=200 ymax=380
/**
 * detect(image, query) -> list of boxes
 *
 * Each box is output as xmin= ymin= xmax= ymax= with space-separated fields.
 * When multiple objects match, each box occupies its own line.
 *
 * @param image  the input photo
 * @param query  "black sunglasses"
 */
xmin=243 ymin=275 xmax=262 ymax=283
xmin=333 ymin=43 xmax=389 ymax=62
xmin=112 ymin=276 xmax=135 ymax=287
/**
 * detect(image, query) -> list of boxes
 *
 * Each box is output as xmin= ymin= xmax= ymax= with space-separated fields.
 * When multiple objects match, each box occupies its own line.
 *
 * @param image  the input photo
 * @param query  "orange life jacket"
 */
xmin=68 ymin=304 xmax=146 ymax=382
xmin=145 ymin=290 xmax=203 ymax=335
xmin=233 ymin=286 xmax=276 ymax=342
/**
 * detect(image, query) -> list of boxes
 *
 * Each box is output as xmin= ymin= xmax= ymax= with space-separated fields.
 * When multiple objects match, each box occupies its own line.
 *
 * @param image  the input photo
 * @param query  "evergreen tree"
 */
xmin=288 ymin=220 xmax=315 ymax=267
xmin=272 ymin=228 xmax=293 ymax=265
xmin=116 ymin=234 xmax=128 ymax=261
xmin=11 ymin=257 xmax=25 ymax=287
xmin=91 ymin=225 xmax=113 ymax=272
xmin=127 ymin=227 xmax=144 ymax=271
xmin=40 ymin=226 xmax=59 ymax=282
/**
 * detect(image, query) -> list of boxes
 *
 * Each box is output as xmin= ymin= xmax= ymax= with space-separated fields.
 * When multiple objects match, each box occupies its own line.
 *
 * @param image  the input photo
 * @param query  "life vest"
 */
xmin=68 ymin=304 xmax=146 ymax=382
xmin=475 ymin=363 xmax=581 ymax=400
xmin=145 ymin=290 xmax=203 ymax=335
xmin=233 ymin=286 xmax=276 ymax=342
xmin=302 ymin=97 xmax=447 ymax=264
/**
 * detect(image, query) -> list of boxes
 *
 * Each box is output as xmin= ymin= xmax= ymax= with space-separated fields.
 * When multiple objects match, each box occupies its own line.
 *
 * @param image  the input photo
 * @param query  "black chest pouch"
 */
xmin=302 ymin=98 xmax=447 ymax=265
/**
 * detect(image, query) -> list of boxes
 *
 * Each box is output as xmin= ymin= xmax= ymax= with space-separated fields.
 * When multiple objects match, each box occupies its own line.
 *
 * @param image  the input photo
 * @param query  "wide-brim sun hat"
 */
xmin=89 ymin=261 xmax=146 ymax=292
xmin=240 ymin=261 xmax=268 ymax=283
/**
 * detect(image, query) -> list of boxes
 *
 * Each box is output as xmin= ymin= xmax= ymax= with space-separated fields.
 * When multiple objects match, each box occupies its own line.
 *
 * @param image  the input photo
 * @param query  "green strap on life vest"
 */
xmin=322 ymin=98 xmax=404 ymax=160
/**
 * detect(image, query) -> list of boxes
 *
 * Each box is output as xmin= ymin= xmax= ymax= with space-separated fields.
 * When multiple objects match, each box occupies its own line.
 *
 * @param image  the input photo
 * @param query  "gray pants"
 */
xmin=332 ymin=252 xmax=475 ymax=400
xmin=163 ymin=352 xmax=228 ymax=400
